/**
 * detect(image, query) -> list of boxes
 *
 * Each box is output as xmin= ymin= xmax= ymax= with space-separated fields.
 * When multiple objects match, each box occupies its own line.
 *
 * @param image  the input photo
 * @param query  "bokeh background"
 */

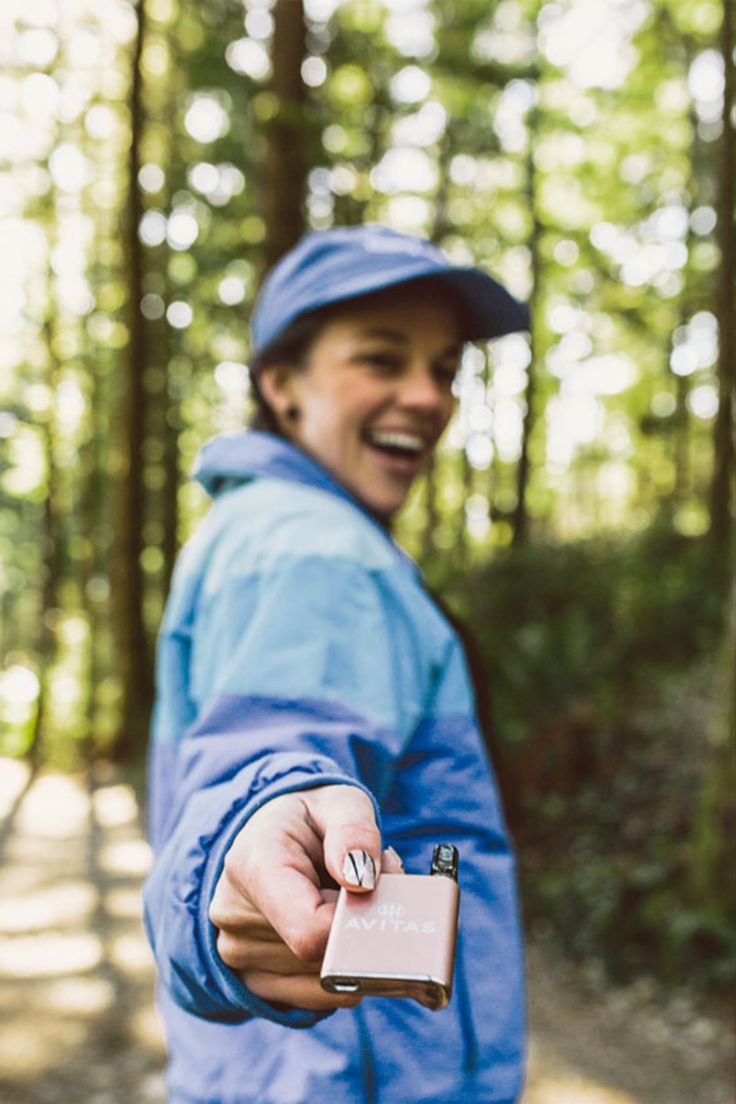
xmin=0 ymin=0 xmax=734 ymax=1100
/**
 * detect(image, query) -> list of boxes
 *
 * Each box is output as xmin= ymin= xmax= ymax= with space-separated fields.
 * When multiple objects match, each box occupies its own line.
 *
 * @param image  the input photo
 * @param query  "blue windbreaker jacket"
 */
xmin=143 ymin=430 xmax=526 ymax=1104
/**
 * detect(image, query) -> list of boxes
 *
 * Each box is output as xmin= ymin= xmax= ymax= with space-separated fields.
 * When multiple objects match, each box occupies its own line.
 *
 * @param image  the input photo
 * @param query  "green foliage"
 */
xmin=436 ymin=527 xmax=734 ymax=990
xmin=0 ymin=0 xmax=732 ymax=995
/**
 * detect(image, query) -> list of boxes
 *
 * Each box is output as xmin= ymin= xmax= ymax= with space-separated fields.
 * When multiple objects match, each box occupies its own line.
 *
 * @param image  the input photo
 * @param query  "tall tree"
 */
xmin=424 ymin=122 xmax=457 ymax=559
xmin=29 ymin=417 xmax=61 ymax=762
xmin=512 ymin=88 xmax=541 ymax=548
xmin=709 ymin=0 xmax=735 ymax=562
xmin=262 ymin=0 xmax=309 ymax=270
xmin=110 ymin=0 xmax=153 ymax=757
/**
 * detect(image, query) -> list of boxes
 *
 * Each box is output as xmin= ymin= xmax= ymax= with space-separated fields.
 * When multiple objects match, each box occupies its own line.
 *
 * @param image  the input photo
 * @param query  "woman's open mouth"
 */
xmin=362 ymin=429 xmax=430 ymax=475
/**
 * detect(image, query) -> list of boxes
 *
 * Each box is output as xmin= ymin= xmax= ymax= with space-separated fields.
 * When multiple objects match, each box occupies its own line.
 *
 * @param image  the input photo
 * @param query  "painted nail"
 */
xmin=343 ymin=849 xmax=376 ymax=889
xmin=385 ymin=845 xmax=404 ymax=870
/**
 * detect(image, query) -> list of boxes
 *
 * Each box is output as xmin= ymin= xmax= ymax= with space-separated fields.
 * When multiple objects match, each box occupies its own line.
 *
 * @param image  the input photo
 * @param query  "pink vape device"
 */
xmin=320 ymin=844 xmax=460 ymax=1010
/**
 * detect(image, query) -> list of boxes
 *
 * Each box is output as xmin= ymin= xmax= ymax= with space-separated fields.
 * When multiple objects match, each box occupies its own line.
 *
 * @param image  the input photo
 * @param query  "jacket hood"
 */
xmin=193 ymin=430 xmax=348 ymax=501
xmin=192 ymin=430 xmax=402 ymax=543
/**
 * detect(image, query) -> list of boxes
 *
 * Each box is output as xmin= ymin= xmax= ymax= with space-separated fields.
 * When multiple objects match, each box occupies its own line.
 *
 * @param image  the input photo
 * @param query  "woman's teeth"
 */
xmin=366 ymin=430 xmax=425 ymax=454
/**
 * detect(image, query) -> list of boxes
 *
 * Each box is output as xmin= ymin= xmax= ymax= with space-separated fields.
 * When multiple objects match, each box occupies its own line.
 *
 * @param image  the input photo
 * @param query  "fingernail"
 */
xmin=385 ymin=846 xmax=404 ymax=870
xmin=343 ymin=849 xmax=376 ymax=889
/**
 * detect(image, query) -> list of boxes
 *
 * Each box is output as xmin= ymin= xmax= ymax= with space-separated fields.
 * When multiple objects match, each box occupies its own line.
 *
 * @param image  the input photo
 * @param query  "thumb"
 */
xmin=305 ymin=784 xmax=382 ymax=893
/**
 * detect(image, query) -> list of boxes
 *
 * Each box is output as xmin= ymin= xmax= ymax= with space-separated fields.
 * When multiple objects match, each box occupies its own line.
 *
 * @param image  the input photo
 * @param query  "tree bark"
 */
xmin=78 ymin=353 xmax=106 ymax=757
xmin=421 ymin=122 xmax=457 ymax=561
xmin=512 ymin=102 xmax=541 ymax=547
xmin=262 ymin=0 xmax=308 ymax=271
xmin=28 ymin=178 xmax=66 ymax=761
xmin=27 ymin=423 xmax=61 ymax=764
xmin=110 ymin=0 xmax=153 ymax=759
xmin=708 ymin=0 xmax=735 ymax=563
xmin=673 ymin=372 xmax=690 ymax=502
xmin=421 ymin=455 xmax=440 ymax=564
xmin=161 ymin=351 xmax=181 ymax=598
xmin=157 ymin=25 xmax=181 ymax=597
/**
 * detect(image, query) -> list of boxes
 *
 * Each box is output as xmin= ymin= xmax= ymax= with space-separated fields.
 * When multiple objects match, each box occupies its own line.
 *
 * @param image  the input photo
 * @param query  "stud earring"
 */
xmin=285 ymin=405 xmax=299 ymax=420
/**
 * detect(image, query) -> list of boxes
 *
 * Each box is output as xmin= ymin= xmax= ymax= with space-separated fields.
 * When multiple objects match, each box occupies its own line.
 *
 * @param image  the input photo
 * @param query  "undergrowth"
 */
xmin=433 ymin=524 xmax=735 ymax=993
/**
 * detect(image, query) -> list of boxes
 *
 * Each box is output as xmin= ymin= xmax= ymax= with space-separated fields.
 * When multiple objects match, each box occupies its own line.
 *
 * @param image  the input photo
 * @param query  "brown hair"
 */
xmin=247 ymin=306 xmax=339 ymax=433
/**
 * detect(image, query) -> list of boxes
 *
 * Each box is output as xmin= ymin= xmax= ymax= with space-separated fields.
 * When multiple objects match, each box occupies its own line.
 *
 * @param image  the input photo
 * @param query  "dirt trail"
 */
xmin=0 ymin=760 xmax=733 ymax=1104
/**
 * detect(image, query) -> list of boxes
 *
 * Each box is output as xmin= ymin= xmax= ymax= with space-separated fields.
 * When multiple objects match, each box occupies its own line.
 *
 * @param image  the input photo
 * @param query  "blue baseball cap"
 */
xmin=250 ymin=224 xmax=530 ymax=359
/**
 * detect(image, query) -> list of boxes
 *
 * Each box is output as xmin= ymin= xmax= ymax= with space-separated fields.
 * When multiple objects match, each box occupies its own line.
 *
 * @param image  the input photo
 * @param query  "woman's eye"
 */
xmin=359 ymin=352 xmax=402 ymax=372
xmin=434 ymin=364 xmax=458 ymax=388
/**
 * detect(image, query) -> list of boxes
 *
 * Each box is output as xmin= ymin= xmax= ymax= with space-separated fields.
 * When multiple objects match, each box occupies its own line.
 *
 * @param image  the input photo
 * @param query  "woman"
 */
xmin=144 ymin=224 xmax=529 ymax=1103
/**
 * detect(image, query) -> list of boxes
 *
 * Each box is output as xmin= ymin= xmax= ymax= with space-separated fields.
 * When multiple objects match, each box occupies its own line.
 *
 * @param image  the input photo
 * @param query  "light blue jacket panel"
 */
xmin=143 ymin=430 xmax=526 ymax=1103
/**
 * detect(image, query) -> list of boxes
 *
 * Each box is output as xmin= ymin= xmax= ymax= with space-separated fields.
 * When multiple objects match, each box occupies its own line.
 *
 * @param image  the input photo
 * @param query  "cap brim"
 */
xmin=285 ymin=266 xmax=530 ymax=343
xmin=437 ymin=268 xmax=530 ymax=339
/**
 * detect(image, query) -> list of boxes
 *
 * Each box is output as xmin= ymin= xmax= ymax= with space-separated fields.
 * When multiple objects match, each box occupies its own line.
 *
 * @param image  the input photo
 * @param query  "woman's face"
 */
xmin=260 ymin=288 xmax=462 ymax=519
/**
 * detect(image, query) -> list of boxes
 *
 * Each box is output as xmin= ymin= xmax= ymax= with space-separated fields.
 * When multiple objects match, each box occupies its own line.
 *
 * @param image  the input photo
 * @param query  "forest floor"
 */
xmin=0 ymin=758 xmax=733 ymax=1104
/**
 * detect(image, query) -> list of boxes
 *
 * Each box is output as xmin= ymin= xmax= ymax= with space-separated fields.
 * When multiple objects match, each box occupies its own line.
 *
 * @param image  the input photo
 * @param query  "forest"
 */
xmin=1 ymin=0 xmax=734 ymax=997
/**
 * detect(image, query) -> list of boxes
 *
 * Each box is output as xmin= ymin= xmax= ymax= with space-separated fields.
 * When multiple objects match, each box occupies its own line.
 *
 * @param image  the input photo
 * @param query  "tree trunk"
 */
xmin=161 ymin=351 xmax=181 ymax=598
xmin=421 ymin=455 xmax=439 ymax=563
xmin=421 ymin=122 xmax=457 ymax=561
xmin=27 ymin=425 xmax=61 ymax=764
xmin=262 ymin=0 xmax=308 ymax=271
xmin=110 ymin=0 xmax=153 ymax=759
xmin=512 ymin=106 xmax=541 ymax=547
xmin=27 ymin=185 xmax=66 ymax=761
xmin=673 ymin=371 xmax=690 ymax=501
xmin=156 ymin=25 xmax=181 ymax=597
xmin=708 ymin=0 xmax=735 ymax=564
xmin=78 ymin=356 xmax=106 ymax=757
xmin=688 ymin=587 xmax=736 ymax=922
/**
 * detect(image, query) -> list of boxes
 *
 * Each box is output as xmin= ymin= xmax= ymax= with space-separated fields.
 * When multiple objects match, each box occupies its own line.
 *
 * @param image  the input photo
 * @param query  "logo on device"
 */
xmin=377 ymin=903 xmax=406 ymax=920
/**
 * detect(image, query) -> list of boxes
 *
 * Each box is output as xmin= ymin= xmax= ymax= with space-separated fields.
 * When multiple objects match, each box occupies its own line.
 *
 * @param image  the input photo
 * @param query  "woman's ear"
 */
xmin=256 ymin=364 xmax=301 ymax=431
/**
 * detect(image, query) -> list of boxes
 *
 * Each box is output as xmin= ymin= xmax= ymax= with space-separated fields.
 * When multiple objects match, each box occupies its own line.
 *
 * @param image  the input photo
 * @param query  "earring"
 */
xmin=285 ymin=405 xmax=299 ymax=420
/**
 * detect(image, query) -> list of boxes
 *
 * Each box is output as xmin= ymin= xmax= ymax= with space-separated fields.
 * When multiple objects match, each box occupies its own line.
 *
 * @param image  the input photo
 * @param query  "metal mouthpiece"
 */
xmin=430 ymin=843 xmax=459 ymax=882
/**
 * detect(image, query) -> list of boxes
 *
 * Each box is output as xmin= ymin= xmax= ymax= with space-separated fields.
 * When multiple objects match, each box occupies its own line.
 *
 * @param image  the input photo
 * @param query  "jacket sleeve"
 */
xmin=142 ymin=550 xmax=427 ymax=1028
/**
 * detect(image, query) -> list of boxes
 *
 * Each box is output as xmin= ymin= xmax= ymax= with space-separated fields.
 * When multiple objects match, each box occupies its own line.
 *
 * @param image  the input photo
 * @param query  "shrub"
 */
xmin=434 ymin=525 xmax=734 ymax=991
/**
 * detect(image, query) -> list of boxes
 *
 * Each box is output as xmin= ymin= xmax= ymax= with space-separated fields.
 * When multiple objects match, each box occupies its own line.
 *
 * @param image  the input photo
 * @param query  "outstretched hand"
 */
xmin=208 ymin=784 xmax=403 ymax=1011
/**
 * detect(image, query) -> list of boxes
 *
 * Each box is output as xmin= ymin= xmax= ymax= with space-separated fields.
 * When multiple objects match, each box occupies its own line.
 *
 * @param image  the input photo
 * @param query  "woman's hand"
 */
xmin=208 ymin=784 xmax=403 ymax=1011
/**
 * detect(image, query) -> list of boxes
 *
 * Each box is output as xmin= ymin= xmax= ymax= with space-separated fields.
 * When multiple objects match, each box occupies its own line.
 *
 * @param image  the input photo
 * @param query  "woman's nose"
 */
xmin=396 ymin=366 xmax=446 ymax=411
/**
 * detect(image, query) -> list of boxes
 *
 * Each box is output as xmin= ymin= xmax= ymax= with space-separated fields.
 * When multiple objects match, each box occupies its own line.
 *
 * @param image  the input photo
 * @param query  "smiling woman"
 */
xmin=245 ymin=226 xmax=527 ymax=519
xmin=143 ymin=224 xmax=531 ymax=1104
xmin=255 ymin=285 xmax=462 ymax=519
